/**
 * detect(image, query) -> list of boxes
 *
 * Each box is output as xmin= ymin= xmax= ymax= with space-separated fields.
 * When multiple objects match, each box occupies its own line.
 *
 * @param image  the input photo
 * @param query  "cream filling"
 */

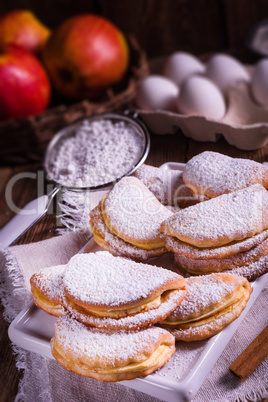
xmin=164 ymin=286 xmax=245 ymax=326
xmin=171 ymin=233 xmax=260 ymax=251
xmin=92 ymin=222 xmax=164 ymax=253
xmin=54 ymin=342 xmax=172 ymax=374
xmin=92 ymin=224 xmax=153 ymax=254
xmin=33 ymin=288 xmax=62 ymax=311
xmin=66 ymin=294 xmax=162 ymax=319
xmin=87 ymin=296 xmax=161 ymax=318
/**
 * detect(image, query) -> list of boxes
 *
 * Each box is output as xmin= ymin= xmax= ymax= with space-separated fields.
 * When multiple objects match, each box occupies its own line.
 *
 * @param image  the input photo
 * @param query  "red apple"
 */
xmin=0 ymin=44 xmax=51 ymax=120
xmin=42 ymin=14 xmax=129 ymax=99
xmin=0 ymin=10 xmax=51 ymax=54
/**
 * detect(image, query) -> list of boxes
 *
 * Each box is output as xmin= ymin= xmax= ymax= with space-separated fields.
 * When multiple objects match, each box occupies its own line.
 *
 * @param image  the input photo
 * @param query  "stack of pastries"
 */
xmin=159 ymin=152 xmax=268 ymax=281
xmin=30 ymin=151 xmax=268 ymax=382
xmin=31 ymin=251 xmax=188 ymax=381
xmin=30 ymin=251 xmax=251 ymax=381
xmin=134 ymin=151 xmax=268 ymax=208
xmin=89 ymin=176 xmax=173 ymax=261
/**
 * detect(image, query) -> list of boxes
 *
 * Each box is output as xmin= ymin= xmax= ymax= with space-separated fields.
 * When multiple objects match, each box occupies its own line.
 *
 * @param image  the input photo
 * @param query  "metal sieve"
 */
xmin=0 ymin=112 xmax=150 ymax=247
xmin=44 ymin=111 xmax=150 ymax=191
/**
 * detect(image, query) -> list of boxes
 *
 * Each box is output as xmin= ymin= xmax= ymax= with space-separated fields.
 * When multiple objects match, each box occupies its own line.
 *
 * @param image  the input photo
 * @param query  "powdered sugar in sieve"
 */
xmin=45 ymin=113 xmax=150 ymax=191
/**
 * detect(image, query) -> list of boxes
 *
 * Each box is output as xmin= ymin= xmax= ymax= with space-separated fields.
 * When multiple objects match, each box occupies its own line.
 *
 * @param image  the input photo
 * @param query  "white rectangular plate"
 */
xmin=8 ymin=162 xmax=268 ymax=402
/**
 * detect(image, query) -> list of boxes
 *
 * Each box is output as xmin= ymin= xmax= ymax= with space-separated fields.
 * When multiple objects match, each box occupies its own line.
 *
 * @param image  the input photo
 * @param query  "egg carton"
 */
xmin=135 ymin=58 xmax=268 ymax=151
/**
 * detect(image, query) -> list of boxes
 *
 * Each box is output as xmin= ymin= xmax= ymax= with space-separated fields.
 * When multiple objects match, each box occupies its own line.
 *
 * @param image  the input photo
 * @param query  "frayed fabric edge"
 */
xmin=0 ymin=248 xmax=52 ymax=402
xmin=14 ymin=349 xmax=53 ymax=402
xmin=57 ymin=190 xmax=93 ymax=233
xmin=56 ymin=189 xmax=106 ymax=235
xmin=234 ymin=382 xmax=268 ymax=402
xmin=0 ymin=247 xmax=30 ymax=322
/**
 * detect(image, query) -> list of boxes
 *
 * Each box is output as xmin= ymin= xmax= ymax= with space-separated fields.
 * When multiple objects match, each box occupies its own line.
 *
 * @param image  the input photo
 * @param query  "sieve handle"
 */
xmin=0 ymin=188 xmax=59 ymax=248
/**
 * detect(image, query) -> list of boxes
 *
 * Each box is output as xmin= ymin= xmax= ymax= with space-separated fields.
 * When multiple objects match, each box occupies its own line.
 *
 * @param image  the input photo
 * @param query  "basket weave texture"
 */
xmin=0 ymin=36 xmax=149 ymax=166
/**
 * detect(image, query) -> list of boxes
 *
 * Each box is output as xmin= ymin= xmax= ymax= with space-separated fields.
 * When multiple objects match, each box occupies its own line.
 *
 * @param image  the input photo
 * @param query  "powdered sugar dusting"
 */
xmin=174 ymin=237 xmax=268 ymax=274
xmin=47 ymin=119 xmax=145 ymax=188
xmin=163 ymin=228 xmax=268 ymax=260
xmin=169 ymin=274 xmax=244 ymax=321
xmin=104 ymin=176 xmax=173 ymax=242
xmin=157 ymin=341 xmax=205 ymax=381
xmin=53 ymin=314 xmax=173 ymax=365
xmin=33 ymin=265 xmax=66 ymax=302
xmin=90 ymin=204 xmax=167 ymax=261
xmin=168 ymin=305 xmax=244 ymax=341
xmin=99 ymin=228 xmax=166 ymax=261
xmin=63 ymin=251 xmax=181 ymax=307
xmin=183 ymin=151 xmax=268 ymax=197
xmin=163 ymin=184 xmax=268 ymax=247
xmin=134 ymin=164 xmax=183 ymax=205
xmin=226 ymin=254 xmax=268 ymax=281
xmin=66 ymin=288 xmax=184 ymax=330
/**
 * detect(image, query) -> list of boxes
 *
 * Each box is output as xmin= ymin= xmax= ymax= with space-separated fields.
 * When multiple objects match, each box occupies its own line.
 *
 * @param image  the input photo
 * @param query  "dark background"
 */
xmin=0 ymin=0 xmax=268 ymax=61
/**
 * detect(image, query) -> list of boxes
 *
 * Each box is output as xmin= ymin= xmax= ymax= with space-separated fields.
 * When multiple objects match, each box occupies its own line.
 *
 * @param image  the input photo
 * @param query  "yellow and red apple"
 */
xmin=0 ymin=44 xmax=51 ymax=120
xmin=0 ymin=10 xmax=51 ymax=54
xmin=42 ymin=14 xmax=129 ymax=99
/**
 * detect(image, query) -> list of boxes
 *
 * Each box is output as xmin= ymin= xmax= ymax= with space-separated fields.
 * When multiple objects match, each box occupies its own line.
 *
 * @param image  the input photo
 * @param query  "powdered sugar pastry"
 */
xmin=162 ymin=184 xmax=268 ymax=248
xmin=169 ymin=274 xmax=244 ymax=320
xmin=53 ymin=314 xmax=174 ymax=366
xmin=103 ymin=176 xmax=173 ymax=243
xmin=89 ymin=203 xmax=167 ymax=261
xmin=63 ymin=251 xmax=180 ymax=307
xmin=32 ymin=264 xmax=65 ymax=302
xmin=183 ymin=151 xmax=268 ymax=198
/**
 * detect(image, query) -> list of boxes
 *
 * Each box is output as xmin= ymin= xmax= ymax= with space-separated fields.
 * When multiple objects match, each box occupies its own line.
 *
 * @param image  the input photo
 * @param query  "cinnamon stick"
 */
xmin=229 ymin=325 xmax=268 ymax=381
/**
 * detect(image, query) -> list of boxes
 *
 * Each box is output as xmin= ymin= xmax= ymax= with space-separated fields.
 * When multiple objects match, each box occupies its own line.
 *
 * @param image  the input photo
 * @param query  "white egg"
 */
xmin=163 ymin=51 xmax=205 ymax=85
xmin=135 ymin=75 xmax=179 ymax=111
xmin=251 ymin=58 xmax=268 ymax=106
xmin=177 ymin=75 xmax=226 ymax=120
xmin=206 ymin=54 xmax=250 ymax=95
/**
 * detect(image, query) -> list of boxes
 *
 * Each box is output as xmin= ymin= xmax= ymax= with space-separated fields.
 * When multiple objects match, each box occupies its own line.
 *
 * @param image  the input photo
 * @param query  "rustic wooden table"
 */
xmin=1 ymin=131 xmax=268 ymax=401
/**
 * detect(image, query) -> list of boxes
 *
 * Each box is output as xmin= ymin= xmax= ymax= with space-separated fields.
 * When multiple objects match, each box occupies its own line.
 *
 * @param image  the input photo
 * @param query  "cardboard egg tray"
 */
xmin=136 ymin=57 xmax=268 ymax=151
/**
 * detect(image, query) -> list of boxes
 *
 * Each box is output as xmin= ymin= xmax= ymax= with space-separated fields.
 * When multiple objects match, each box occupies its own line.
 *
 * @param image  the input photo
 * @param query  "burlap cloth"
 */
xmin=0 ymin=231 xmax=267 ymax=402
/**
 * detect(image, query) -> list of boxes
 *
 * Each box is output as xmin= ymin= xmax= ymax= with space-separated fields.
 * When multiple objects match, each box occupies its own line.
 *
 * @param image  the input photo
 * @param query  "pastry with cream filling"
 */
xmin=159 ymin=273 xmax=252 ymax=341
xmin=183 ymin=151 xmax=268 ymax=199
xmin=89 ymin=176 xmax=173 ymax=261
xmin=173 ymin=237 xmax=268 ymax=280
xmin=30 ymin=265 xmax=66 ymax=317
xmin=89 ymin=203 xmax=167 ymax=261
xmin=51 ymin=314 xmax=176 ymax=381
xmin=174 ymin=252 xmax=268 ymax=281
xmin=160 ymin=184 xmax=268 ymax=279
xmin=160 ymin=184 xmax=268 ymax=278
xmin=161 ymin=184 xmax=268 ymax=250
xmin=164 ymin=229 xmax=268 ymax=261
xmin=63 ymin=251 xmax=187 ymax=330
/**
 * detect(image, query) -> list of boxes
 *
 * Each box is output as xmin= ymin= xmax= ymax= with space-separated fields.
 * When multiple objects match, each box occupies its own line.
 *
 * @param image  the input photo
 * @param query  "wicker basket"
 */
xmin=0 ymin=35 xmax=149 ymax=166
